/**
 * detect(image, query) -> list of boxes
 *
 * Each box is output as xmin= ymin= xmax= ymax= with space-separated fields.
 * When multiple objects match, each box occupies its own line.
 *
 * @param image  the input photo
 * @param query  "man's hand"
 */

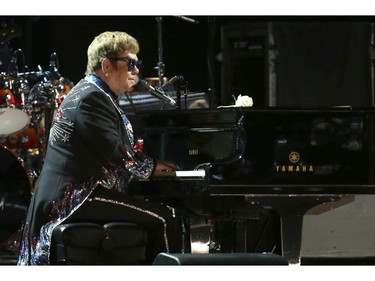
xmin=153 ymin=161 xmax=177 ymax=177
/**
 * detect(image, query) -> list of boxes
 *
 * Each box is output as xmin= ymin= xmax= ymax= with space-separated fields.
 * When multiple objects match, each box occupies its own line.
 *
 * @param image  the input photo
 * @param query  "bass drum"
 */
xmin=0 ymin=145 xmax=31 ymax=245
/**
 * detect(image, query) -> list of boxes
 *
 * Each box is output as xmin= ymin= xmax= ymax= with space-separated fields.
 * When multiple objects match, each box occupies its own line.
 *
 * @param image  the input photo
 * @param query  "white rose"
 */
xmin=235 ymin=95 xmax=253 ymax=107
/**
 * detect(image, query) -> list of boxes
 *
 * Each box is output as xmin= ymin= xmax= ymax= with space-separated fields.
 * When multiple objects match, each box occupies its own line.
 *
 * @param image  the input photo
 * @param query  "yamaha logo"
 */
xmin=275 ymin=151 xmax=314 ymax=173
xmin=289 ymin=151 xmax=300 ymax=163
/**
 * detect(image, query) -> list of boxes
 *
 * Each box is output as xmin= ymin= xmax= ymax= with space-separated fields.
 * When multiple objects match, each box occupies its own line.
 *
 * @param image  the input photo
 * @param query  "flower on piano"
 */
xmin=217 ymin=94 xmax=254 ymax=108
xmin=235 ymin=94 xmax=253 ymax=107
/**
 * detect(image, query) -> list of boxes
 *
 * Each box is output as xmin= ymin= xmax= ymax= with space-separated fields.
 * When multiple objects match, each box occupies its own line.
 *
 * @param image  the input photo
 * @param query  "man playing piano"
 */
xmin=17 ymin=30 xmax=182 ymax=265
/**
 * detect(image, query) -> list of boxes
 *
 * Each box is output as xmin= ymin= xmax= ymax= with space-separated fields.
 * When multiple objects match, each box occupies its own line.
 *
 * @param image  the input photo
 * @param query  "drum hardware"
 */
xmin=7 ymin=48 xmax=28 ymax=77
xmin=13 ymin=59 xmax=73 ymax=178
xmin=28 ymin=81 xmax=57 ymax=145
xmin=48 ymin=52 xmax=61 ymax=81
xmin=13 ymin=77 xmax=30 ymax=106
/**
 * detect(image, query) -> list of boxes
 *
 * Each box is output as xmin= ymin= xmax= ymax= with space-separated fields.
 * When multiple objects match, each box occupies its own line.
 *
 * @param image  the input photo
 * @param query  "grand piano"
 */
xmin=126 ymin=107 xmax=375 ymax=264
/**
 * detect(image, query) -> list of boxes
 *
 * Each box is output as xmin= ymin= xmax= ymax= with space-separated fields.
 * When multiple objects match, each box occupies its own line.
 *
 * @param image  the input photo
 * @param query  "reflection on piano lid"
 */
xmin=130 ymin=109 xmax=246 ymax=171
xmin=118 ymin=91 xmax=209 ymax=114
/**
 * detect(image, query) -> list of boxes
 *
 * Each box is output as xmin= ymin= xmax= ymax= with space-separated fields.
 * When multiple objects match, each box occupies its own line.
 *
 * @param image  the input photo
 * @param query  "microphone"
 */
xmin=49 ymin=52 xmax=61 ymax=80
xmin=136 ymin=79 xmax=176 ymax=106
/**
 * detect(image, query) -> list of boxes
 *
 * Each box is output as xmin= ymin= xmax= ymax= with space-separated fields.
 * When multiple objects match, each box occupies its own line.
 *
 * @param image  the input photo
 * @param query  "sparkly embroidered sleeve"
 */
xmin=119 ymin=143 xmax=155 ymax=179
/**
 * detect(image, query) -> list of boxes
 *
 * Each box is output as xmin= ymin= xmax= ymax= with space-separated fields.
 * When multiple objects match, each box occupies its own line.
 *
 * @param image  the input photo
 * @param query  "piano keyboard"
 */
xmin=175 ymin=170 xmax=206 ymax=178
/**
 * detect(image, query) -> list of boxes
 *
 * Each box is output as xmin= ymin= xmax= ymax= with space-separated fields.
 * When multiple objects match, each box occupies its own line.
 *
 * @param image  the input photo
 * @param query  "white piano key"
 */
xmin=175 ymin=170 xmax=206 ymax=178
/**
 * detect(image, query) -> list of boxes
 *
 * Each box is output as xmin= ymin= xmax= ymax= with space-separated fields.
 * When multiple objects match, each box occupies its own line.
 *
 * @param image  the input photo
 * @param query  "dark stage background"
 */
xmin=1 ymin=16 xmax=374 ymax=107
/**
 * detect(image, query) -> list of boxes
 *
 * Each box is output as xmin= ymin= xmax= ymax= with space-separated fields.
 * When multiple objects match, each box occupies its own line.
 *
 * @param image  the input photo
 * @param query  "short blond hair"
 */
xmin=86 ymin=31 xmax=140 ymax=74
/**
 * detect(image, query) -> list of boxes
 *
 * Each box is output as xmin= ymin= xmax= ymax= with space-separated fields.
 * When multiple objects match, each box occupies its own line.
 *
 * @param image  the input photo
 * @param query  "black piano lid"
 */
xmin=129 ymin=107 xmax=375 ymax=194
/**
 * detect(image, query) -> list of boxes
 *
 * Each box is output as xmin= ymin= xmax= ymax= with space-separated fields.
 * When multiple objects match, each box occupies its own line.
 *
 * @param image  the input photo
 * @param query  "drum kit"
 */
xmin=0 ymin=48 xmax=73 ymax=259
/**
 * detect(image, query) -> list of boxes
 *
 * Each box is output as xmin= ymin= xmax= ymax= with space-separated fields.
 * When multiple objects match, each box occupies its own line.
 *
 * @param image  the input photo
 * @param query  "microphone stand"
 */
xmin=176 ymin=86 xmax=181 ymax=111
xmin=155 ymin=17 xmax=165 ymax=90
xmin=176 ymin=80 xmax=189 ymax=110
xmin=370 ymin=22 xmax=375 ymax=107
xmin=155 ymin=17 xmax=167 ymax=159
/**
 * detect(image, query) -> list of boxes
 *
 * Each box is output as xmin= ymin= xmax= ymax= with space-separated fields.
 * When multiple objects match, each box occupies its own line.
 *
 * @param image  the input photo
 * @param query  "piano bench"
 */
xmin=50 ymin=222 xmax=148 ymax=265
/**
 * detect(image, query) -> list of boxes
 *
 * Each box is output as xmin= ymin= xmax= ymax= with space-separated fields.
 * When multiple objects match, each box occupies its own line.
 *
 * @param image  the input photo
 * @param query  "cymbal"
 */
xmin=0 ymin=108 xmax=29 ymax=136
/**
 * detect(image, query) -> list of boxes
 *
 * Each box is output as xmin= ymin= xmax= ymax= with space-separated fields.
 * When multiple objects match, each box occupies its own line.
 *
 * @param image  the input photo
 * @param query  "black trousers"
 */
xmin=65 ymin=185 xmax=183 ymax=264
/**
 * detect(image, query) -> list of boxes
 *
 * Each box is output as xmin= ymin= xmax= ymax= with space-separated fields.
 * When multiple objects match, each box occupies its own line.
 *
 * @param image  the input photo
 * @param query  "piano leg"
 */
xmin=280 ymin=214 xmax=304 ymax=264
xmin=246 ymin=195 xmax=346 ymax=265
xmin=181 ymin=215 xmax=192 ymax=253
xmin=204 ymin=213 xmax=281 ymax=255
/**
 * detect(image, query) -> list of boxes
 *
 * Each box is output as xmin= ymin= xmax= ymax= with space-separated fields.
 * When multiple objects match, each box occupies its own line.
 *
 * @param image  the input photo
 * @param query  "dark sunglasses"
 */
xmin=109 ymin=57 xmax=142 ymax=71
